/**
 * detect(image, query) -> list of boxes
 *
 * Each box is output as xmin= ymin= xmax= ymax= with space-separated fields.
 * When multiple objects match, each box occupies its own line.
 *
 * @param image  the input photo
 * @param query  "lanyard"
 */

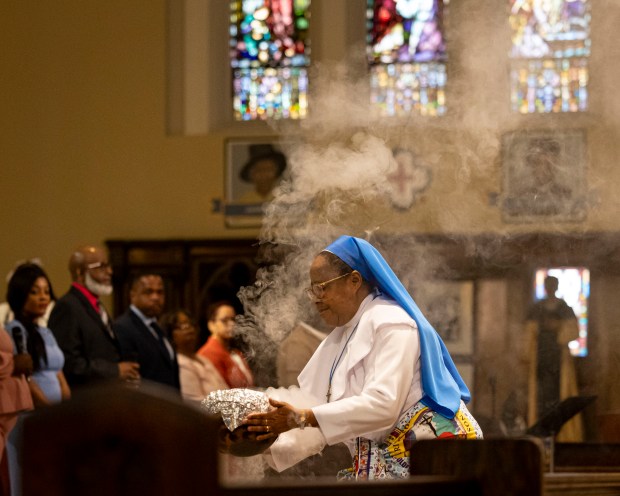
xmin=326 ymin=322 xmax=359 ymax=403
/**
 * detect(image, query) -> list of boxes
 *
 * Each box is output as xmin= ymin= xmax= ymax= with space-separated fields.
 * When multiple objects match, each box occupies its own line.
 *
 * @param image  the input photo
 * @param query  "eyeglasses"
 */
xmin=305 ymin=272 xmax=351 ymax=300
xmin=86 ymin=261 xmax=111 ymax=271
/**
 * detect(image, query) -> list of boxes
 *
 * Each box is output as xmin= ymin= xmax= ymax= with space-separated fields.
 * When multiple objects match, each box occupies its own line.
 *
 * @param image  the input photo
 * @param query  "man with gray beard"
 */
xmin=48 ymin=245 xmax=140 ymax=387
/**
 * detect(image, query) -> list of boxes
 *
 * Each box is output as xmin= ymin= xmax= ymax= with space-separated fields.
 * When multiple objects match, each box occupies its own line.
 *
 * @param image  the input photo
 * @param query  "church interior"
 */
xmin=2 ymin=0 xmax=620 ymax=493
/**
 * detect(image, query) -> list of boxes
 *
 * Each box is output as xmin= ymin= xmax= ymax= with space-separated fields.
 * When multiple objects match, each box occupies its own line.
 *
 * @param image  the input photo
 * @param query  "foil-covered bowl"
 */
xmin=201 ymin=388 xmax=271 ymax=432
xmin=201 ymin=388 xmax=276 ymax=457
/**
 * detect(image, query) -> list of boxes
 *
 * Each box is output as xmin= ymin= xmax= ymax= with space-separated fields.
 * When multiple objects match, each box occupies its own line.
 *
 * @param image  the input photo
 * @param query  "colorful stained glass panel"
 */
xmin=534 ymin=267 xmax=590 ymax=357
xmin=367 ymin=0 xmax=448 ymax=117
xmin=370 ymin=63 xmax=446 ymax=116
xmin=233 ymin=67 xmax=308 ymax=121
xmin=509 ymin=0 xmax=591 ymax=114
xmin=230 ymin=0 xmax=310 ymax=121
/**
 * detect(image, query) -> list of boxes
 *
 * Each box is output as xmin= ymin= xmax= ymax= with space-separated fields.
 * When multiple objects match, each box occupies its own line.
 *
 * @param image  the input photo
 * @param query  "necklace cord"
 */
xmin=327 ymin=322 xmax=359 ymax=402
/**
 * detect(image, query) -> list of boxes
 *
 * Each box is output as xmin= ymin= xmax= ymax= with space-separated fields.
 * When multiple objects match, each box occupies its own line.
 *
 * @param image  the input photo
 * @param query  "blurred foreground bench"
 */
xmin=21 ymin=385 xmax=482 ymax=496
xmin=410 ymin=437 xmax=620 ymax=496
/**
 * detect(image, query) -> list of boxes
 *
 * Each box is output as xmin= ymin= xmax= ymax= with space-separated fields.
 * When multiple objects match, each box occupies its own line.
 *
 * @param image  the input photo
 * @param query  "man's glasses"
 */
xmin=305 ymin=272 xmax=351 ymax=300
xmin=86 ymin=261 xmax=111 ymax=270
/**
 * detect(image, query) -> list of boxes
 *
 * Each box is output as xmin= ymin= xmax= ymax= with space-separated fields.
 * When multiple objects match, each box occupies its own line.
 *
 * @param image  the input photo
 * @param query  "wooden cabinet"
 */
xmin=106 ymin=239 xmax=261 ymax=320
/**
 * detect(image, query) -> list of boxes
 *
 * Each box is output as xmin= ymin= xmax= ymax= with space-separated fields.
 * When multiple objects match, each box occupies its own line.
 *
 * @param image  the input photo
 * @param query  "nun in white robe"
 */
xmin=246 ymin=236 xmax=482 ymax=479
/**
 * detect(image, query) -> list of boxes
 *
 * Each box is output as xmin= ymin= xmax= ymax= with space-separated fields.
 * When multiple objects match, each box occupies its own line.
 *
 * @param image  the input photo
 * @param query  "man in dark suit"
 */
xmin=114 ymin=274 xmax=180 ymax=391
xmin=48 ymin=246 xmax=140 ymax=387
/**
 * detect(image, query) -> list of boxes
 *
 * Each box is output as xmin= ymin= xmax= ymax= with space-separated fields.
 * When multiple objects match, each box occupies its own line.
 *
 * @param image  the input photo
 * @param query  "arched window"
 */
xmin=366 ymin=0 xmax=449 ymax=117
xmin=509 ymin=0 xmax=591 ymax=113
xmin=230 ymin=0 xmax=311 ymax=121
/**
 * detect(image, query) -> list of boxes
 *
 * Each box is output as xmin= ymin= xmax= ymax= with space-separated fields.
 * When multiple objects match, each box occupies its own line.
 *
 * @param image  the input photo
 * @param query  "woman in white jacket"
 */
xmin=160 ymin=309 xmax=227 ymax=403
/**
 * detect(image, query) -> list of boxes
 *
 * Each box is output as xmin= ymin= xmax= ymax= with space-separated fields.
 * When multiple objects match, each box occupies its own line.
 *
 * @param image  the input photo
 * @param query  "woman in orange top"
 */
xmin=197 ymin=301 xmax=254 ymax=388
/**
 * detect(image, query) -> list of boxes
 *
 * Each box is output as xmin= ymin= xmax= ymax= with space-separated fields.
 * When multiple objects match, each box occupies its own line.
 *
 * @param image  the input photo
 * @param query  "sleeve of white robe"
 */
xmin=311 ymin=325 xmax=418 ymax=445
xmin=264 ymin=427 xmax=327 ymax=472
xmin=263 ymin=386 xmax=327 ymax=472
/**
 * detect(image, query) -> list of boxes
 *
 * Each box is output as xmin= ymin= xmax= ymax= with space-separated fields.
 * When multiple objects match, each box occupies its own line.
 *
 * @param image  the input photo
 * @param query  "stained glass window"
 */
xmin=230 ymin=0 xmax=311 ymax=121
xmin=534 ymin=267 xmax=590 ymax=357
xmin=367 ymin=0 xmax=449 ymax=117
xmin=509 ymin=0 xmax=591 ymax=114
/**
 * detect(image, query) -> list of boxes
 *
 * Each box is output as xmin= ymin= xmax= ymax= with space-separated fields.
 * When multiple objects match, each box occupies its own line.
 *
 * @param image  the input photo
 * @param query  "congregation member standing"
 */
xmin=198 ymin=301 xmax=254 ymax=389
xmin=114 ymin=274 xmax=180 ymax=391
xmin=0 ymin=259 xmax=55 ymax=327
xmin=160 ymin=309 xmax=227 ymax=403
xmin=0 ymin=324 xmax=33 ymax=463
xmin=48 ymin=246 xmax=140 ymax=387
xmin=5 ymin=263 xmax=70 ymax=496
xmin=5 ymin=263 xmax=70 ymax=406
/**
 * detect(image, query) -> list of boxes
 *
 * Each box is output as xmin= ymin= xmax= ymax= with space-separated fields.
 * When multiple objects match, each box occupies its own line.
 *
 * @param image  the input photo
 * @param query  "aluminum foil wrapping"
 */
xmin=201 ymin=388 xmax=270 ymax=432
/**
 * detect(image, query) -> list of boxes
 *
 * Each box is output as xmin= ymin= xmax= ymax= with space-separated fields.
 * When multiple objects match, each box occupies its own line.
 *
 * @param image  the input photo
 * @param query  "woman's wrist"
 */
xmin=294 ymin=409 xmax=317 ymax=430
xmin=295 ymin=409 xmax=308 ymax=430
xmin=306 ymin=409 xmax=318 ymax=428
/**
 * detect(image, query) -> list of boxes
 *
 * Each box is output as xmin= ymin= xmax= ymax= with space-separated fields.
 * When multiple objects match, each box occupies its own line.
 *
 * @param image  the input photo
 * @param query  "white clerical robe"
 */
xmin=267 ymin=292 xmax=422 ymax=472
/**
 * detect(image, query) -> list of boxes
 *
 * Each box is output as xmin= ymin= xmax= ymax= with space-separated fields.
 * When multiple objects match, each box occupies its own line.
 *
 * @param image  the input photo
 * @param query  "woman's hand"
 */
xmin=218 ymin=424 xmax=277 ymax=456
xmin=244 ymin=398 xmax=305 ymax=441
xmin=57 ymin=371 xmax=71 ymax=401
xmin=29 ymin=379 xmax=52 ymax=408
xmin=13 ymin=353 xmax=33 ymax=377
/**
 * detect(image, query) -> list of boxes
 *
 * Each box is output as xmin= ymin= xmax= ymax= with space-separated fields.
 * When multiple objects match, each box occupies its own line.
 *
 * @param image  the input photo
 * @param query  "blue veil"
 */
xmin=325 ymin=235 xmax=470 ymax=418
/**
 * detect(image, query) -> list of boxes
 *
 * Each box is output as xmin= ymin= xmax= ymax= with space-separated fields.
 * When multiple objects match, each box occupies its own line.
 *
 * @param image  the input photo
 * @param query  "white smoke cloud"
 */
xmin=235 ymin=62 xmax=452 ymax=383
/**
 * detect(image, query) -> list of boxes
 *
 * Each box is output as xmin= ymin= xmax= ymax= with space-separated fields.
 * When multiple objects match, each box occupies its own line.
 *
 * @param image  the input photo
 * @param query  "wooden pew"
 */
xmin=409 ymin=437 xmax=620 ymax=496
xmin=223 ymin=475 xmax=482 ymax=496
xmin=554 ymin=442 xmax=620 ymax=472
xmin=21 ymin=383 xmax=220 ymax=496
xmin=544 ymin=472 xmax=620 ymax=495
xmin=20 ymin=384 xmax=484 ymax=496
xmin=544 ymin=442 xmax=620 ymax=495
xmin=409 ymin=438 xmax=544 ymax=496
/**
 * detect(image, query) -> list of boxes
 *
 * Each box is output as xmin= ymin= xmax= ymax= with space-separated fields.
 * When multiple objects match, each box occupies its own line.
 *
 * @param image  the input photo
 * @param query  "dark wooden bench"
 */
xmin=544 ymin=472 xmax=620 ymax=495
xmin=409 ymin=438 xmax=544 ymax=496
xmin=545 ymin=442 xmax=620 ymax=495
xmin=20 ymin=385 xmax=483 ymax=496
xmin=554 ymin=442 xmax=620 ymax=472
xmin=223 ymin=475 xmax=482 ymax=496
xmin=21 ymin=383 xmax=220 ymax=496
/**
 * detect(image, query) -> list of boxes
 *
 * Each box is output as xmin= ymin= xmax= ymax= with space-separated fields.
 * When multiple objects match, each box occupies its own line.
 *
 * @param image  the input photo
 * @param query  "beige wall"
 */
xmin=2 ymin=0 xmax=619 ymax=290
xmin=1 ymin=1 xmax=225 ymax=294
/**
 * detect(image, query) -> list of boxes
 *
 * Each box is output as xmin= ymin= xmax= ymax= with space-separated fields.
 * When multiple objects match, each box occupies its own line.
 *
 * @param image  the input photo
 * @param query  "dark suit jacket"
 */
xmin=48 ymin=286 xmax=121 ymax=387
xmin=114 ymin=309 xmax=180 ymax=391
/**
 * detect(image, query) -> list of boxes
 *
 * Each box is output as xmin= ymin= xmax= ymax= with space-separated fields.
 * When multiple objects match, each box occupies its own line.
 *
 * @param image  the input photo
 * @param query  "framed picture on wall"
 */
xmin=501 ymin=129 xmax=587 ymax=223
xmin=415 ymin=280 xmax=474 ymax=356
xmin=224 ymin=138 xmax=289 ymax=228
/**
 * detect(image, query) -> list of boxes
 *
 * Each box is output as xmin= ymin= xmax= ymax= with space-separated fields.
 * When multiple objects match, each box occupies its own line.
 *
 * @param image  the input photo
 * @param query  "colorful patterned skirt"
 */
xmin=338 ymin=400 xmax=483 ymax=480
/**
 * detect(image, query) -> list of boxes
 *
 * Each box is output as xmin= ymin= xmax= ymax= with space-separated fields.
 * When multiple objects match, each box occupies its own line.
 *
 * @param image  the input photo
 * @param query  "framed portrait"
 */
xmin=224 ymin=138 xmax=289 ymax=228
xmin=501 ymin=129 xmax=587 ymax=223
xmin=414 ymin=280 xmax=474 ymax=356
